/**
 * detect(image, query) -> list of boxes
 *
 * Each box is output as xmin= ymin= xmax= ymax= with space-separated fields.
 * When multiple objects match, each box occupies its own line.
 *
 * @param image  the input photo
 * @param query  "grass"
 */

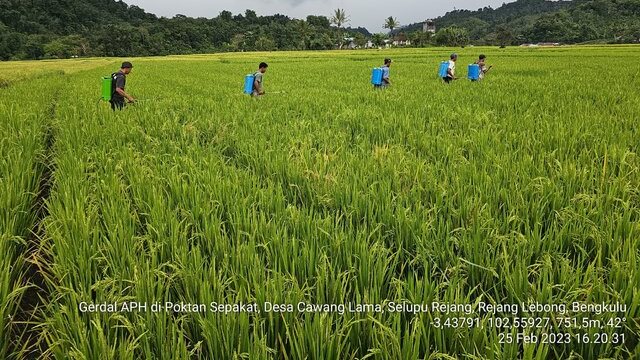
xmin=0 ymin=46 xmax=639 ymax=359
xmin=0 ymin=58 xmax=113 ymax=88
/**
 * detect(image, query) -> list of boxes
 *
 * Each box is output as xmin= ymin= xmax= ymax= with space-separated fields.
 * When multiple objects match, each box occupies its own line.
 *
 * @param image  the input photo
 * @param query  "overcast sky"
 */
xmin=125 ymin=0 xmax=515 ymax=33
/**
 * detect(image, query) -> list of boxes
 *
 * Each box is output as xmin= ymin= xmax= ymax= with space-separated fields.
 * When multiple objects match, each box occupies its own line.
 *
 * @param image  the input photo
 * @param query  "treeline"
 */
xmin=0 ymin=0 xmax=369 ymax=60
xmin=400 ymin=0 xmax=640 ymax=46
xmin=2 ymin=0 xmax=640 ymax=61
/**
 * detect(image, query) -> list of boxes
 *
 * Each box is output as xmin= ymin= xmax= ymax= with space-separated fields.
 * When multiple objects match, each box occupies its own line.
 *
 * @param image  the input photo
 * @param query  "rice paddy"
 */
xmin=1 ymin=46 xmax=639 ymax=359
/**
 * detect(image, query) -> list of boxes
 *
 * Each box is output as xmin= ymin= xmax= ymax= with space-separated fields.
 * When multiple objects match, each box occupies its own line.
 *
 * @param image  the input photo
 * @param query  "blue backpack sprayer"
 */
xmin=438 ymin=61 xmax=449 ymax=78
xmin=371 ymin=67 xmax=384 ymax=86
xmin=243 ymin=73 xmax=255 ymax=95
xmin=468 ymin=64 xmax=481 ymax=81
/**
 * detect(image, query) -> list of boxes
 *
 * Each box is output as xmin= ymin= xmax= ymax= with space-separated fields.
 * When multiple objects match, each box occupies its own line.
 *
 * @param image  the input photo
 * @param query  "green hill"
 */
xmin=0 ymin=0 xmax=156 ymax=34
xmin=397 ymin=0 xmax=640 ymax=45
xmin=0 ymin=0 xmax=349 ymax=60
xmin=1 ymin=0 xmax=639 ymax=60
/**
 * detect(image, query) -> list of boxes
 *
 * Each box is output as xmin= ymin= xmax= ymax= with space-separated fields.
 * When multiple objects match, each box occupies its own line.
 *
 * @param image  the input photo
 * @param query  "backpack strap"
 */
xmin=252 ymin=72 xmax=261 ymax=91
xmin=110 ymin=73 xmax=117 ymax=94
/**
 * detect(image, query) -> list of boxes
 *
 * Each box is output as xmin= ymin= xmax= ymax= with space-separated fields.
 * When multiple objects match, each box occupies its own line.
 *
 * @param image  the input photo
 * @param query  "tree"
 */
xmin=306 ymin=15 xmax=330 ymax=28
xmin=458 ymin=17 xmax=490 ymax=40
xmin=408 ymin=31 xmax=432 ymax=47
xmin=371 ymin=33 xmax=387 ymax=48
xmin=309 ymin=33 xmax=333 ymax=50
xmin=63 ymin=35 xmax=90 ymax=56
xmin=434 ymin=27 xmax=470 ymax=47
xmin=384 ymin=17 xmax=400 ymax=33
xmin=527 ymin=11 xmax=578 ymax=43
xmin=44 ymin=39 xmax=73 ymax=59
xmin=245 ymin=9 xmax=258 ymax=23
xmin=5 ymin=0 xmax=640 ymax=59
xmin=229 ymin=33 xmax=245 ymax=51
xmin=24 ymin=34 xmax=47 ymax=59
xmin=242 ymin=31 xmax=258 ymax=51
xmin=255 ymin=35 xmax=276 ymax=51
xmin=330 ymin=9 xmax=350 ymax=28
xmin=331 ymin=9 xmax=350 ymax=49
xmin=40 ymin=35 xmax=90 ymax=59
xmin=495 ymin=25 xmax=514 ymax=47
xmin=219 ymin=10 xmax=233 ymax=22
xmin=353 ymin=32 xmax=367 ymax=48
xmin=295 ymin=20 xmax=313 ymax=50
xmin=0 ymin=31 xmax=25 ymax=60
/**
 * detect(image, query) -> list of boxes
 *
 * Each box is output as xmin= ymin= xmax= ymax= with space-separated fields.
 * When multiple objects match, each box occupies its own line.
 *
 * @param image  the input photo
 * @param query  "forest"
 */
xmin=0 ymin=0 xmax=639 ymax=60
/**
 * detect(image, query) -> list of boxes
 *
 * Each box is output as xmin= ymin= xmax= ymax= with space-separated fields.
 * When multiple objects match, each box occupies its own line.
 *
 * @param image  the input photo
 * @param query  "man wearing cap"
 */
xmin=376 ymin=58 xmax=392 ymax=89
xmin=110 ymin=61 xmax=135 ymax=111
xmin=443 ymin=53 xmax=457 ymax=84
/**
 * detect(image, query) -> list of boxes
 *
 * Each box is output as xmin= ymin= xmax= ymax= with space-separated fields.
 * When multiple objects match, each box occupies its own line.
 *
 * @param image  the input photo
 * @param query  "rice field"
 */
xmin=1 ymin=46 xmax=639 ymax=359
xmin=0 ymin=58 xmax=112 ymax=88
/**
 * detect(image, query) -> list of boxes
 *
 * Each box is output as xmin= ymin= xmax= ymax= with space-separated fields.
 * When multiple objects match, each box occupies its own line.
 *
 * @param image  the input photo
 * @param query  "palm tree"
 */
xmin=331 ymin=8 xmax=350 ymax=49
xmin=383 ymin=16 xmax=399 ymax=33
xmin=296 ymin=20 xmax=312 ymax=50
xmin=384 ymin=17 xmax=400 ymax=46
xmin=331 ymin=8 xmax=350 ymax=28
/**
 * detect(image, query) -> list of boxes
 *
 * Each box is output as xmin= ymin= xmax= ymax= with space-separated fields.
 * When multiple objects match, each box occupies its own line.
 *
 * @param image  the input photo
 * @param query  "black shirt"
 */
xmin=111 ymin=71 xmax=126 ymax=101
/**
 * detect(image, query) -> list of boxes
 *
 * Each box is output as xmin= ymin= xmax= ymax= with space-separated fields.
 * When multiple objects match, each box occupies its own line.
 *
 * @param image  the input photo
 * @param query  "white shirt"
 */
xmin=476 ymin=61 xmax=486 ymax=79
xmin=448 ymin=60 xmax=456 ymax=78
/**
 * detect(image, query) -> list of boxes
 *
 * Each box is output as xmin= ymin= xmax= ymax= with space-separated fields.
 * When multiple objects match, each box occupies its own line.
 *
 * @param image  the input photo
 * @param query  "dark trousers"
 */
xmin=110 ymin=99 xmax=125 ymax=111
xmin=443 ymin=77 xmax=453 ymax=84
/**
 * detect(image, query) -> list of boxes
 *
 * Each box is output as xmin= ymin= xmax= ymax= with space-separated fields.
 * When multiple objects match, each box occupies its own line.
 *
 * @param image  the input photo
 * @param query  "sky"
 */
xmin=125 ymin=0 xmax=515 ymax=33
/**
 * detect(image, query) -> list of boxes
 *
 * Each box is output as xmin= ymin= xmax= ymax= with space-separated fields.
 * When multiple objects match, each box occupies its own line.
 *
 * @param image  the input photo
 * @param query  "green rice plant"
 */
xmin=0 ymin=46 xmax=639 ymax=359
xmin=0 ymin=75 xmax=64 ymax=358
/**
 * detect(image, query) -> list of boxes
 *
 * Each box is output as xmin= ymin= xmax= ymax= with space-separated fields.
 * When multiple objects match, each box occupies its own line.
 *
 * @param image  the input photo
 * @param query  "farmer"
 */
xmin=443 ymin=53 xmax=457 ymax=84
xmin=475 ymin=54 xmax=492 ymax=80
xmin=252 ymin=62 xmax=268 ymax=97
xmin=110 ymin=61 xmax=135 ymax=111
xmin=376 ymin=58 xmax=392 ymax=88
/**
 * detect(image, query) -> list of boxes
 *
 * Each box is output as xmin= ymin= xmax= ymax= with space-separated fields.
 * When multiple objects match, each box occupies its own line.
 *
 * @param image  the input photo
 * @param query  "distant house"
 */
xmin=344 ymin=37 xmax=357 ymax=49
xmin=392 ymin=33 xmax=410 ymax=46
xmin=423 ymin=19 xmax=436 ymax=33
xmin=521 ymin=42 xmax=560 ymax=47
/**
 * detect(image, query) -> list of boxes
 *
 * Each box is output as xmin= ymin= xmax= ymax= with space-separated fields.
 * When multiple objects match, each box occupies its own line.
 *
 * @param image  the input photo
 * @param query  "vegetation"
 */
xmin=0 ymin=1 xmax=359 ymax=60
xmin=0 ymin=70 xmax=66 ymax=359
xmin=0 ymin=59 xmax=111 ymax=87
xmin=2 ymin=0 xmax=640 ymax=60
xmin=433 ymin=27 xmax=471 ymax=47
xmin=330 ymin=9 xmax=350 ymax=29
xmin=400 ymin=0 xmax=640 ymax=46
xmin=1 ymin=46 xmax=639 ymax=359
xmin=384 ymin=17 xmax=400 ymax=33
xmin=331 ymin=9 xmax=350 ymax=49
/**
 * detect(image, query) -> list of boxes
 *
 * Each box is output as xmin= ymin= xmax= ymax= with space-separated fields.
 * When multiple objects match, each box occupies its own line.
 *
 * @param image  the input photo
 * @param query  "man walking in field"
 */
xmin=252 ymin=62 xmax=268 ymax=97
xmin=110 ymin=61 xmax=135 ymax=111
xmin=443 ymin=53 xmax=457 ymax=84
xmin=376 ymin=58 xmax=392 ymax=89
xmin=475 ymin=54 xmax=492 ymax=80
